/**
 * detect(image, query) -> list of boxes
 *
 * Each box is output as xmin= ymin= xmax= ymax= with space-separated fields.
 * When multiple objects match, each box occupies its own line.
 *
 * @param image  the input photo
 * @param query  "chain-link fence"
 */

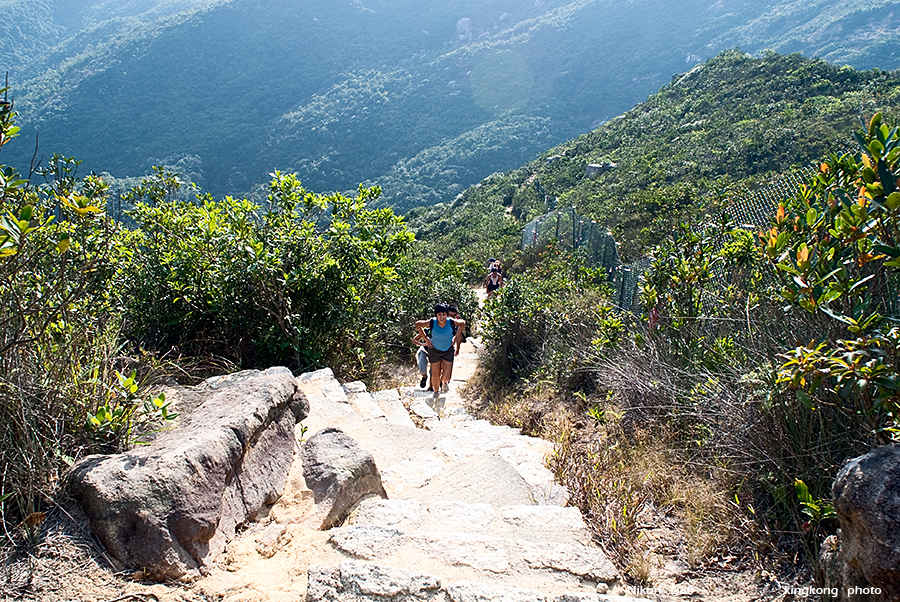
xmin=725 ymin=168 xmax=815 ymax=230
xmin=521 ymin=204 xmax=647 ymax=309
xmin=521 ymin=166 xmax=900 ymax=317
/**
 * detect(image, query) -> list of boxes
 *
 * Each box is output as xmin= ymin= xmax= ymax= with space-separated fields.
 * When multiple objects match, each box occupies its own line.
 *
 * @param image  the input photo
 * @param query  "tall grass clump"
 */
xmin=0 ymin=93 xmax=145 ymax=530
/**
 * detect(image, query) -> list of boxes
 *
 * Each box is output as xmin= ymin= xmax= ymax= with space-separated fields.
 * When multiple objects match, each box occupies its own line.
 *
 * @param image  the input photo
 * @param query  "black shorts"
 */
xmin=426 ymin=346 xmax=455 ymax=364
xmin=487 ymin=283 xmax=501 ymax=292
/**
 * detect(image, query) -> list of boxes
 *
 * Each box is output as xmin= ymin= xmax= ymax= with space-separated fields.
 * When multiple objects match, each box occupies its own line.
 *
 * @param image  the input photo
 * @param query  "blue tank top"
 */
xmin=430 ymin=318 xmax=455 ymax=352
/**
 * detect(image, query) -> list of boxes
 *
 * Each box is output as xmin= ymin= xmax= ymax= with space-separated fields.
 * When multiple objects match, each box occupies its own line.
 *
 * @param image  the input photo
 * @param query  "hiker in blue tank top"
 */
xmin=415 ymin=303 xmax=466 ymax=405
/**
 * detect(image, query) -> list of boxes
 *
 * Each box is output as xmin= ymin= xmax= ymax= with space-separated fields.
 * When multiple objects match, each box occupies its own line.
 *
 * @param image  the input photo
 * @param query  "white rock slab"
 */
xmin=424 ymin=501 xmax=496 ymax=532
xmin=347 ymin=391 xmax=387 ymax=421
xmin=308 ymin=561 xmax=442 ymax=599
xmin=329 ymin=525 xmax=404 ymax=560
xmin=410 ymin=398 xmax=439 ymax=420
xmin=411 ymin=531 xmax=510 ymax=573
xmin=298 ymin=368 xmax=337 ymax=383
xmin=382 ymin=451 xmax=445 ymax=491
xmin=321 ymin=378 xmax=349 ymax=402
xmin=447 ymin=581 xmax=546 ymax=602
xmin=434 ymin=431 xmax=501 ymax=461
xmin=500 ymin=506 xmax=591 ymax=544
xmin=373 ymin=389 xmax=417 ymax=428
xmin=519 ymin=541 xmax=618 ymax=582
xmin=342 ymin=381 xmax=367 ymax=394
xmin=352 ymin=498 xmax=423 ymax=529
xmin=554 ymin=593 xmax=646 ymax=602
xmin=497 ymin=446 xmax=554 ymax=487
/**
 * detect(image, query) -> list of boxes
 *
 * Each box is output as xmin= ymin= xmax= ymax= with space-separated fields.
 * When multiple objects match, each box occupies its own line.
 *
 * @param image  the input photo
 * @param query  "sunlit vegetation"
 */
xmin=413 ymin=50 xmax=900 ymax=265
xmin=464 ymin=59 xmax=900 ymax=580
xmin=3 ymin=7 xmax=900 ymax=586
xmin=0 ymin=93 xmax=475 ymax=531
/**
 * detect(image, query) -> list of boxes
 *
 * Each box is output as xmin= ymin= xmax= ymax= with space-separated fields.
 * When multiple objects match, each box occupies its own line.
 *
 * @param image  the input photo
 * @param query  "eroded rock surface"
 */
xmin=301 ymin=426 xmax=388 ymax=530
xmin=832 ymin=444 xmax=900 ymax=601
xmin=68 ymin=367 xmax=308 ymax=581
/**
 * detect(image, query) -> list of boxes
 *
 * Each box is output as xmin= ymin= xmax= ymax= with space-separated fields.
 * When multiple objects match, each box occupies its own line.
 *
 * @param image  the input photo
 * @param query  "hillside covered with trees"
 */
xmin=4 ymin=0 xmax=900 ymax=211
xmin=410 ymin=50 xmax=900 ymax=263
xmin=418 ymin=51 xmax=900 ymax=586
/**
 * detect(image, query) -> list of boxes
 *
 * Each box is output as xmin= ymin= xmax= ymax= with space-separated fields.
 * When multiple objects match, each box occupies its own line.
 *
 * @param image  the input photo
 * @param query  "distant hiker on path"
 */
xmin=415 ymin=303 xmax=465 ymax=402
xmin=485 ymin=263 xmax=504 ymax=298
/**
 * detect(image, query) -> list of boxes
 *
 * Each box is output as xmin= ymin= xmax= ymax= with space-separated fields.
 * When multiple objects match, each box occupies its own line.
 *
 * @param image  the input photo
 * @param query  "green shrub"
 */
xmin=120 ymin=175 xmax=418 ymax=378
xmin=0 ymin=93 xmax=150 ymax=526
xmin=764 ymin=113 xmax=900 ymax=438
xmin=479 ymin=246 xmax=621 ymax=389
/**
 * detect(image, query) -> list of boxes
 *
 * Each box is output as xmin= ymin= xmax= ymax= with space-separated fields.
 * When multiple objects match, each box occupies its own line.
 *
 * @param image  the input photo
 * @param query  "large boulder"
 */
xmin=301 ymin=426 xmax=388 ymax=529
xmin=832 ymin=444 xmax=900 ymax=601
xmin=68 ymin=367 xmax=308 ymax=581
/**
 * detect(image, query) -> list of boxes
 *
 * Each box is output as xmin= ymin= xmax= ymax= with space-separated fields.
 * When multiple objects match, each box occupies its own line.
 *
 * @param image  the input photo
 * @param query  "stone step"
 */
xmin=296 ymin=370 xmax=567 ymax=506
xmin=322 ymin=497 xmax=618 ymax=592
xmin=350 ymin=498 xmax=593 ymax=544
xmin=293 ymin=367 xmax=627 ymax=602
xmin=306 ymin=561 xmax=643 ymax=602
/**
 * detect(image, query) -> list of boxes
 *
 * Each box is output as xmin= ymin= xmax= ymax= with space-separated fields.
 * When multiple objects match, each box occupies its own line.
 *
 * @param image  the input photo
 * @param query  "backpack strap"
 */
xmin=430 ymin=317 xmax=457 ymax=335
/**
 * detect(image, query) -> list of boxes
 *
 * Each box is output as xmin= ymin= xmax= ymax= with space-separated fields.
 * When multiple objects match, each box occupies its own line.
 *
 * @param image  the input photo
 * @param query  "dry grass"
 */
xmin=467 ymin=356 xmax=764 ymax=581
xmin=0 ymin=502 xmax=135 ymax=602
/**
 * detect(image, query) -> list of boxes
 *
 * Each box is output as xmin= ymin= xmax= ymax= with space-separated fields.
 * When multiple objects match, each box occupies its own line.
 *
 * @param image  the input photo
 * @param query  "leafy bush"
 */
xmin=479 ymin=244 xmax=623 ymax=389
xmin=765 ymin=113 xmax=900 ymax=438
xmin=0 ymin=93 xmax=480 ymax=533
xmin=477 ymin=116 xmax=900 ymax=573
xmin=0 ymin=93 xmax=159 ymax=527
xmin=121 ymin=172 xmax=417 ymax=379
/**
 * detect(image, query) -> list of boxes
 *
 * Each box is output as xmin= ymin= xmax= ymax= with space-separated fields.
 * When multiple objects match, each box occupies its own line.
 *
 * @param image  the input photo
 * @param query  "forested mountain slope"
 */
xmin=409 ymin=50 xmax=900 ymax=263
xmin=4 ymin=0 xmax=900 ymax=207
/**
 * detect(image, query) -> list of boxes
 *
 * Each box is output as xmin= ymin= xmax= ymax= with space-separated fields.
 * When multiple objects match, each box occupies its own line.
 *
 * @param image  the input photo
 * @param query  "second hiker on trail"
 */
xmin=485 ymin=261 xmax=504 ymax=298
xmin=415 ymin=303 xmax=465 ymax=403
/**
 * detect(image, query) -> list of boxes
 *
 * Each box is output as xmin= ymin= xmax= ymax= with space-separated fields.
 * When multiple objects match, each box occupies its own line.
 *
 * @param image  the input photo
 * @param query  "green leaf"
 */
xmin=886 ymin=147 xmax=900 ymax=165
xmin=796 ymin=390 xmax=815 ymax=410
xmin=869 ymin=113 xmax=883 ymax=138
xmin=854 ymin=130 xmax=870 ymax=155
xmin=849 ymin=273 xmax=875 ymax=293
xmin=57 ymin=233 xmax=71 ymax=254
xmin=873 ymin=244 xmax=900 ymax=258
xmin=820 ymin=306 xmax=852 ymax=324
xmin=806 ymin=208 xmax=817 ymax=226
xmin=878 ymin=161 xmax=897 ymax=195
xmin=885 ymin=192 xmax=900 ymax=211
xmin=794 ymin=478 xmax=814 ymax=504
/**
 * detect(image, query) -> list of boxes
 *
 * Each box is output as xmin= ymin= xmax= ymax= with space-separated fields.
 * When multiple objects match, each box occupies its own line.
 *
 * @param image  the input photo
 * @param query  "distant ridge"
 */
xmin=4 ymin=0 xmax=900 ymax=207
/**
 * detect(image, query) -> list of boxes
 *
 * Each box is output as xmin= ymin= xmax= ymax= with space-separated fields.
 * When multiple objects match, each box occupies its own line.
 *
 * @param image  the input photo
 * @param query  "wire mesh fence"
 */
xmin=520 ymin=166 xmax=880 ymax=314
xmin=521 ymin=203 xmax=647 ymax=310
xmin=725 ymin=168 xmax=816 ymax=231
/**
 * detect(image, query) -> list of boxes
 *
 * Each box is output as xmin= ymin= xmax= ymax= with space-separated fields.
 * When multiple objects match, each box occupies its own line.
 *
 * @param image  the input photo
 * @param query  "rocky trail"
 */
xmin=31 ymin=330 xmax=654 ymax=602
xmin=15 ymin=295 xmax=792 ymax=602
xmin=187 ymin=334 xmax=633 ymax=602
